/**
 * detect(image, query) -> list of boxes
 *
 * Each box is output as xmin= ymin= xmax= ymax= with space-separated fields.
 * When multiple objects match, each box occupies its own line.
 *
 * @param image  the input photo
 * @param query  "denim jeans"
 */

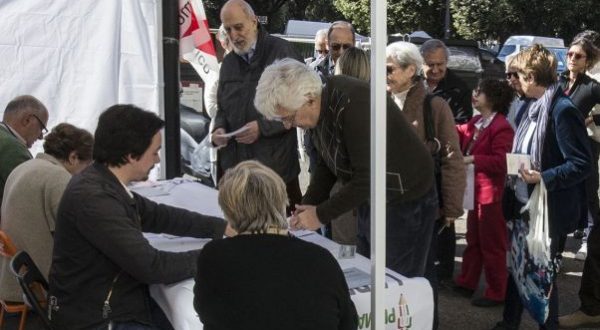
xmin=356 ymin=186 xmax=438 ymax=277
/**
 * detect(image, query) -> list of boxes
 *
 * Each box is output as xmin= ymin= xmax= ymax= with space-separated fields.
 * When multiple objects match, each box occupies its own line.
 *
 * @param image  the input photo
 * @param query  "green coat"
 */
xmin=0 ymin=124 xmax=31 ymax=208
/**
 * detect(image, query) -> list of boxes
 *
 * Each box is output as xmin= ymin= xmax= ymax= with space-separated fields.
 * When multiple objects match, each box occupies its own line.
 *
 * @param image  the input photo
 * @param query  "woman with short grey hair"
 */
xmin=193 ymin=160 xmax=358 ymax=329
xmin=386 ymin=41 xmax=465 ymax=322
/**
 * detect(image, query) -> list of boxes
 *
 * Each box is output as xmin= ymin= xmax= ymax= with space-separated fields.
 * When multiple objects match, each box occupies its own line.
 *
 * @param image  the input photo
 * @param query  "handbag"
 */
xmin=502 ymin=179 xmax=524 ymax=220
xmin=507 ymin=181 xmax=555 ymax=325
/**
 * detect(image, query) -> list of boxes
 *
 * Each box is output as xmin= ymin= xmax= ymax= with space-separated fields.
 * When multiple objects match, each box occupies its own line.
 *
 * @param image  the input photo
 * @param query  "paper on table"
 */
xmin=463 ymin=164 xmax=475 ymax=210
xmin=214 ymin=126 xmax=249 ymax=139
xmin=343 ymin=267 xmax=372 ymax=289
xmin=506 ymin=153 xmax=531 ymax=176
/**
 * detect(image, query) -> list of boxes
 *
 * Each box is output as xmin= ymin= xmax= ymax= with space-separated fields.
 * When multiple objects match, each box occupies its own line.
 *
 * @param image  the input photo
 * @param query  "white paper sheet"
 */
xmin=214 ymin=126 xmax=249 ymax=139
xmin=506 ymin=153 xmax=531 ymax=176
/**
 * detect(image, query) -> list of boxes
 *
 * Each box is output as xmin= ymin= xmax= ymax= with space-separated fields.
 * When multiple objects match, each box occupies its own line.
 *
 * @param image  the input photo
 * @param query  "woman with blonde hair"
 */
xmin=334 ymin=46 xmax=370 ymax=81
xmin=193 ymin=160 xmax=357 ymax=330
xmin=494 ymin=44 xmax=591 ymax=330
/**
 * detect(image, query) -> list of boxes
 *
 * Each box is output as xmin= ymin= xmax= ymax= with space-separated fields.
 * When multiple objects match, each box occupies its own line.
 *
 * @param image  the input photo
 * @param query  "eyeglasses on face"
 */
xmin=472 ymin=88 xmax=482 ymax=96
xmin=31 ymin=114 xmax=48 ymax=135
xmin=330 ymin=43 xmax=353 ymax=51
xmin=506 ymin=72 xmax=519 ymax=80
xmin=567 ymin=51 xmax=586 ymax=60
xmin=316 ymin=49 xmax=329 ymax=55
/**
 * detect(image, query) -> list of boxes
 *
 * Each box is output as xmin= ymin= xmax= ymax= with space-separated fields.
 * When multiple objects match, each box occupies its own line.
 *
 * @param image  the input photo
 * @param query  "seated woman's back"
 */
xmin=193 ymin=160 xmax=357 ymax=330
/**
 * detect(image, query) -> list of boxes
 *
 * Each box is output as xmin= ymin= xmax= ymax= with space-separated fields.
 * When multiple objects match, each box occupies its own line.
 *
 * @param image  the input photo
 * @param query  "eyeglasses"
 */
xmin=31 ymin=114 xmax=48 ymax=135
xmin=506 ymin=72 xmax=518 ymax=80
xmin=330 ymin=43 xmax=353 ymax=51
xmin=315 ymin=49 xmax=328 ymax=55
xmin=567 ymin=51 xmax=587 ymax=60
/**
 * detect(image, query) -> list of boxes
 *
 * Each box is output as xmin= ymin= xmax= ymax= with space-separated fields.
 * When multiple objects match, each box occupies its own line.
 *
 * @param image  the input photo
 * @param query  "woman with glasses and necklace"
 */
xmin=454 ymin=79 xmax=514 ymax=307
xmin=493 ymin=44 xmax=591 ymax=330
xmin=558 ymin=31 xmax=600 ymax=263
xmin=193 ymin=160 xmax=357 ymax=330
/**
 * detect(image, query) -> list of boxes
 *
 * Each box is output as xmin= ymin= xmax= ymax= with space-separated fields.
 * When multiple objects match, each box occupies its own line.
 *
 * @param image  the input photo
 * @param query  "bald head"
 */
xmin=220 ymin=0 xmax=258 ymax=56
xmin=3 ymin=95 xmax=48 ymax=147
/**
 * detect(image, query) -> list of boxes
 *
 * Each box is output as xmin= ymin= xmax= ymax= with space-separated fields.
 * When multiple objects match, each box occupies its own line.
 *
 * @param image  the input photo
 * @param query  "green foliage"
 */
xmin=202 ymin=0 xmax=600 ymax=43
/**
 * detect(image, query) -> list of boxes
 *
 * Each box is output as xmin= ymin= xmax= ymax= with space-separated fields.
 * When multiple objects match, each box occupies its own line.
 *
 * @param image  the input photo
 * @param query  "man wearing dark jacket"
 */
xmin=212 ymin=0 xmax=302 ymax=209
xmin=254 ymin=59 xmax=439 ymax=277
xmin=313 ymin=21 xmax=355 ymax=79
xmin=48 ymin=105 xmax=230 ymax=329
xmin=420 ymin=39 xmax=473 ymax=285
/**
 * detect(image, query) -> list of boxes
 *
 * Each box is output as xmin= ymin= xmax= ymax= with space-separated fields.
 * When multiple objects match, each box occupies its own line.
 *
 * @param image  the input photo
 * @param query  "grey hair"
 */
xmin=3 ymin=95 xmax=47 ymax=121
xmin=218 ymin=160 xmax=288 ymax=233
xmin=386 ymin=41 xmax=423 ymax=76
xmin=327 ymin=21 xmax=356 ymax=41
xmin=315 ymin=28 xmax=328 ymax=41
xmin=254 ymin=58 xmax=322 ymax=119
xmin=237 ymin=0 xmax=255 ymax=18
xmin=420 ymin=39 xmax=449 ymax=61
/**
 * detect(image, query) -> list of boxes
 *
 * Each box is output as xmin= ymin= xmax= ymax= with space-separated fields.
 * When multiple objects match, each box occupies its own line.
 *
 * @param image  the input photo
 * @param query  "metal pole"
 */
xmin=444 ymin=0 xmax=451 ymax=39
xmin=161 ymin=0 xmax=182 ymax=179
xmin=370 ymin=0 xmax=387 ymax=329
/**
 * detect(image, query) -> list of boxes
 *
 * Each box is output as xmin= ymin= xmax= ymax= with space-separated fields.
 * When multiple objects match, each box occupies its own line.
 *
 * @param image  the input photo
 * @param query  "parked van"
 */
xmin=497 ymin=35 xmax=567 ymax=73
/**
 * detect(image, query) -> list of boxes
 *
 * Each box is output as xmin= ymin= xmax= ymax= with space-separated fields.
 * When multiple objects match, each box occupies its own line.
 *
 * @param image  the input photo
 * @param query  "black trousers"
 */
xmin=435 ymin=219 xmax=456 ymax=280
xmin=580 ymin=224 xmax=600 ymax=315
xmin=583 ymin=140 xmax=600 ymax=228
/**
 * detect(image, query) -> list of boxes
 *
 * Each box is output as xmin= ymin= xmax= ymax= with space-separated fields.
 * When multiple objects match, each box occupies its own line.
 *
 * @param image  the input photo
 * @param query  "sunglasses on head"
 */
xmin=506 ymin=72 xmax=518 ymax=79
xmin=567 ymin=51 xmax=586 ymax=60
xmin=330 ymin=43 xmax=353 ymax=51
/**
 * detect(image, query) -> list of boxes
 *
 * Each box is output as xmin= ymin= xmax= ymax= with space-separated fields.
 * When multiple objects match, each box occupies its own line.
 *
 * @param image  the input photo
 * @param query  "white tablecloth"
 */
xmin=135 ymin=180 xmax=434 ymax=330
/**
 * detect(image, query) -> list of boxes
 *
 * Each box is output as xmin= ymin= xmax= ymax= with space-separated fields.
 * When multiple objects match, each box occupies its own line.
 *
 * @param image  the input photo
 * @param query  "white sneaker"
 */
xmin=576 ymin=243 xmax=588 ymax=261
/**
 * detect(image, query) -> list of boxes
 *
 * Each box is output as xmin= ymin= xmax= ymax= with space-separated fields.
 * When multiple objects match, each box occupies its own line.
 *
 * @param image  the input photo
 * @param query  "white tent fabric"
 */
xmin=0 ymin=0 xmax=161 ymax=153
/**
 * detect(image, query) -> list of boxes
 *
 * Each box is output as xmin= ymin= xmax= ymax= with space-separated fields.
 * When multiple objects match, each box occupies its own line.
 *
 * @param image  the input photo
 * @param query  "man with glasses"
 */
xmin=420 ymin=39 xmax=473 ymax=289
xmin=211 ymin=0 xmax=303 ymax=213
xmin=314 ymin=21 xmax=356 ymax=78
xmin=306 ymin=28 xmax=328 ymax=68
xmin=0 ymin=95 xmax=48 ymax=213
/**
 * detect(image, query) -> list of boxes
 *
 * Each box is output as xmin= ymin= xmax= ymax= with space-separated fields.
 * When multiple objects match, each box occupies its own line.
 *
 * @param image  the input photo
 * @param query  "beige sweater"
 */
xmin=0 ymin=153 xmax=71 ymax=302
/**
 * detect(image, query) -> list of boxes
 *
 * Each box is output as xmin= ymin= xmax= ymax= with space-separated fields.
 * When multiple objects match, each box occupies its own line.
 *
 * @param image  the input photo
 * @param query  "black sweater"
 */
xmin=559 ymin=71 xmax=600 ymax=117
xmin=49 ymin=163 xmax=227 ymax=329
xmin=194 ymin=234 xmax=358 ymax=330
xmin=302 ymin=75 xmax=434 ymax=223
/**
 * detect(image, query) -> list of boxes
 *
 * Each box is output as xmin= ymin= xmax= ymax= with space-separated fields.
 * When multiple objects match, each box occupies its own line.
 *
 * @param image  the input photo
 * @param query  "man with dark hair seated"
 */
xmin=48 ymin=104 xmax=231 ymax=329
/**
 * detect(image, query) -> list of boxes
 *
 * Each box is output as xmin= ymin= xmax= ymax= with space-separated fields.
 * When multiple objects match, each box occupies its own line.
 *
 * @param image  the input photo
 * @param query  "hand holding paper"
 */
xmin=506 ymin=153 xmax=531 ymax=176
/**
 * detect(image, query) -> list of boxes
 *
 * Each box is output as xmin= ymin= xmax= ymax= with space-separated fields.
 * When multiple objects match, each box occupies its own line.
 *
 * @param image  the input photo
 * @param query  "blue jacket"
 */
xmin=540 ymin=89 xmax=592 ymax=238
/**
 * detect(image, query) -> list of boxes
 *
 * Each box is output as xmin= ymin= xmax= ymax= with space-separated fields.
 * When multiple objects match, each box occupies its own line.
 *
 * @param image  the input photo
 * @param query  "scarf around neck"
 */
xmin=512 ymin=83 xmax=559 ymax=170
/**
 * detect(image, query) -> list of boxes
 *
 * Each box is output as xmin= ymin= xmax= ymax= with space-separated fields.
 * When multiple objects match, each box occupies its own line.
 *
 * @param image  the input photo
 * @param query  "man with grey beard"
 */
xmin=211 ymin=0 xmax=303 ymax=211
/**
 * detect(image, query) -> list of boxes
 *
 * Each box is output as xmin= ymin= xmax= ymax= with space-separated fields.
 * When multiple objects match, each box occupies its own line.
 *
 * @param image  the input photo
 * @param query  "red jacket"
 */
xmin=457 ymin=114 xmax=514 ymax=205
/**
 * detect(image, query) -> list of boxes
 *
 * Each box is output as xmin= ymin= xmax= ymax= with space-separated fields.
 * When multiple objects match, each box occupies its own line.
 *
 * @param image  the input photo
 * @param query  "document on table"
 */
xmin=506 ymin=153 xmax=531 ymax=176
xmin=343 ymin=267 xmax=372 ymax=289
xmin=214 ymin=126 xmax=249 ymax=138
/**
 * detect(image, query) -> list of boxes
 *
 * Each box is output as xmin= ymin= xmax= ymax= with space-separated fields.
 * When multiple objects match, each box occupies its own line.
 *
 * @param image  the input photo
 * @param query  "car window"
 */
xmin=548 ymin=47 xmax=567 ymax=73
xmin=498 ymin=45 xmax=516 ymax=58
xmin=447 ymin=46 xmax=482 ymax=72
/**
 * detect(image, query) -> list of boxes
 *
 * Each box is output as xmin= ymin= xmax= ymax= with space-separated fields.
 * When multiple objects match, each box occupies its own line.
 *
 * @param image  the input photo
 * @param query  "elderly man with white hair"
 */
xmin=254 ymin=58 xmax=439 ymax=277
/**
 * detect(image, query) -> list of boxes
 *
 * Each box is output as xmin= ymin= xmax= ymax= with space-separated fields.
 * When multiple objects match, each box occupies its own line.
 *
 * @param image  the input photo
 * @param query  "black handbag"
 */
xmin=502 ymin=179 xmax=525 ymax=220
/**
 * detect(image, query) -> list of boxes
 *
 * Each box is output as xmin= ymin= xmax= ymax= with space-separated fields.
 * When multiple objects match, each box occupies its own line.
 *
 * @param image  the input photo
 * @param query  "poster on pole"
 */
xmin=179 ymin=0 xmax=219 ymax=82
